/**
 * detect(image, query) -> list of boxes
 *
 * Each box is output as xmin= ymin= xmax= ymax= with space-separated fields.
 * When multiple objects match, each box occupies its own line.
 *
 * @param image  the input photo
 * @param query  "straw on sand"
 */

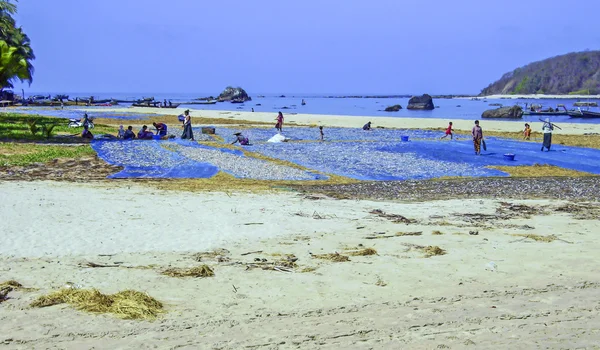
xmin=30 ymin=289 xmax=163 ymax=320
xmin=347 ymin=248 xmax=378 ymax=256
xmin=161 ymin=265 xmax=215 ymax=278
xmin=423 ymin=246 xmax=447 ymax=257
xmin=312 ymin=253 xmax=350 ymax=262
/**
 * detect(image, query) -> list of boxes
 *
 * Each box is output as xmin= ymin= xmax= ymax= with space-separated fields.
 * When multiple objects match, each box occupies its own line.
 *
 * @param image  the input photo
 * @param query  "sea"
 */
xmin=16 ymin=92 xmax=600 ymax=124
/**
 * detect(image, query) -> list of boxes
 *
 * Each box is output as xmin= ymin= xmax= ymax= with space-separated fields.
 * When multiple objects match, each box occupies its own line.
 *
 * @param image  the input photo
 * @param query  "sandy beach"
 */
xmin=1 ymin=181 xmax=600 ymax=349
xmin=97 ymin=107 xmax=600 ymax=136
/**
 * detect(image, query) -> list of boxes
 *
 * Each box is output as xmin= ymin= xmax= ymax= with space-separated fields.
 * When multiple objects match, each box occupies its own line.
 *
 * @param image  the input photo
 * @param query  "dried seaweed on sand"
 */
xmin=423 ymin=246 xmax=447 ymax=257
xmin=312 ymin=253 xmax=350 ymax=262
xmin=510 ymin=234 xmax=571 ymax=243
xmin=346 ymin=248 xmax=378 ymax=256
xmin=369 ymin=209 xmax=416 ymax=224
xmin=401 ymin=243 xmax=447 ymax=258
xmin=162 ymin=265 xmax=215 ymax=278
xmin=396 ymin=231 xmax=423 ymax=236
xmin=432 ymin=230 xmax=444 ymax=235
xmin=30 ymin=289 xmax=163 ymax=320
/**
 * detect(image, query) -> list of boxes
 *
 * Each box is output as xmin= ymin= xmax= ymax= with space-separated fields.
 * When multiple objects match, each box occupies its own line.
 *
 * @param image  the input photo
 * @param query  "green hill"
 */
xmin=480 ymin=51 xmax=600 ymax=95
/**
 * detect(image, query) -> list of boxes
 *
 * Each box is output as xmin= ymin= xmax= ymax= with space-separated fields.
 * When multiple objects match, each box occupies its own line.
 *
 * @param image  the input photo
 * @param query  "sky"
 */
xmin=11 ymin=0 xmax=600 ymax=94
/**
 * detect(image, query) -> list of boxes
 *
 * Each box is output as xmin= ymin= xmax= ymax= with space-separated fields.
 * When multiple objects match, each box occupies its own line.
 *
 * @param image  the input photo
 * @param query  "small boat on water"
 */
xmin=568 ymin=109 xmax=600 ymax=118
xmin=523 ymin=110 xmax=570 ymax=116
xmin=574 ymin=102 xmax=598 ymax=107
xmin=132 ymin=102 xmax=181 ymax=109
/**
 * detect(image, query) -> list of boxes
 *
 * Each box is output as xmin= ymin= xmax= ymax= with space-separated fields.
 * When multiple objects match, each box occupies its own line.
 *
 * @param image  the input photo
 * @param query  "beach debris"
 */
xmin=497 ymin=201 xmax=545 ymax=218
xmin=161 ymin=265 xmax=215 ymax=278
xmin=83 ymin=261 xmax=123 ymax=268
xmin=396 ymin=231 xmax=423 ymax=236
xmin=554 ymin=203 xmax=600 ymax=220
xmin=401 ymin=243 xmax=447 ymax=258
xmin=346 ymin=248 xmax=378 ymax=256
xmin=311 ymin=252 xmax=350 ymax=262
xmin=432 ymin=230 xmax=444 ymax=235
xmin=30 ymin=289 xmax=164 ymax=320
xmin=192 ymin=249 xmax=230 ymax=262
xmin=469 ymin=231 xmax=479 ymax=235
xmin=375 ymin=277 xmax=387 ymax=287
xmin=312 ymin=211 xmax=334 ymax=219
xmin=369 ymin=209 xmax=416 ymax=224
xmin=243 ymin=222 xmax=264 ymax=226
xmin=0 ymin=280 xmax=26 ymax=303
xmin=510 ymin=233 xmax=571 ymax=243
xmin=486 ymin=261 xmax=498 ymax=272
xmin=423 ymin=246 xmax=447 ymax=257
xmin=241 ymin=250 xmax=263 ymax=256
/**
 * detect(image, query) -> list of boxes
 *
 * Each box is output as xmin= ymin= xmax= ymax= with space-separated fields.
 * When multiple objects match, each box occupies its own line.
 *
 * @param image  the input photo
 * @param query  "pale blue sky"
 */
xmin=12 ymin=0 xmax=600 ymax=94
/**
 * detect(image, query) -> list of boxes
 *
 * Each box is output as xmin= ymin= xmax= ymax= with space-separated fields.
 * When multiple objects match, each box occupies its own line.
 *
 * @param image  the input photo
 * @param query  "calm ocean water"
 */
xmin=22 ymin=92 xmax=600 ymax=124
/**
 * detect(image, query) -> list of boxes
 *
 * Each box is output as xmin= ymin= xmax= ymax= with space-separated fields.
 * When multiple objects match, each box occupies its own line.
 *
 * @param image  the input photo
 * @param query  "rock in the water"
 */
xmin=407 ymin=94 xmax=434 ymax=110
xmin=218 ymin=86 xmax=251 ymax=102
xmin=384 ymin=104 xmax=402 ymax=112
xmin=481 ymin=105 xmax=523 ymax=119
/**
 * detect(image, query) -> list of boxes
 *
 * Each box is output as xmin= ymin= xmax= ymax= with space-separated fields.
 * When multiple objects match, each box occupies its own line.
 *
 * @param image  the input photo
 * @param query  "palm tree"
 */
xmin=0 ymin=40 xmax=30 ymax=89
xmin=0 ymin=1 xmax=34 ymax=90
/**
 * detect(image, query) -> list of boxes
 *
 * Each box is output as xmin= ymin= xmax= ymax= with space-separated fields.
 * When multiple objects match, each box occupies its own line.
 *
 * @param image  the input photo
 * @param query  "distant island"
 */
xmin=480 ymin=50 xmax=600 ymax=96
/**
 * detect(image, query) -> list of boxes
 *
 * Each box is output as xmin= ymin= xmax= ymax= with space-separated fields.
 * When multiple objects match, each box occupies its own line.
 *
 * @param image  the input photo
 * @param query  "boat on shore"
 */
xmin=568 ymin=109 xmax=600 ymax=118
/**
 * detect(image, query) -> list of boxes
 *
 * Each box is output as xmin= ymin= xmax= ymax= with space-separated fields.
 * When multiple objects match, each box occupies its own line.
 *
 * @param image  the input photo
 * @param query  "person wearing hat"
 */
xmin=181 ymin=110 xmax=194 ymax=141
xmin=232 ymin=132 xmax=250 ymax=145
xmin=363 ymin=121 xmax=372 ymax=130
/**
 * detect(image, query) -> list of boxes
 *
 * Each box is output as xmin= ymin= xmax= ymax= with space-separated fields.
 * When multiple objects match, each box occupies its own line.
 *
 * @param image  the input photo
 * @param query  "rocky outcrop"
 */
xmin=481 ymin=105 xmax=524 ymax=119
xmin=217 ymin=86 xmax=251 ymax=102
xmin=407 ymin=94 xmax=434 ymax=110
xmin=384 ymin=104 xmax=402 ymax=112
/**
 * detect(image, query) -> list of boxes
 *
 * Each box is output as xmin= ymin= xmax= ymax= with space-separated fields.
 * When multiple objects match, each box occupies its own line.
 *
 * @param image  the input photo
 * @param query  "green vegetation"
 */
xmin=0 ymin=142 xmax=94 ymax=166
xmin=568 ymin=89 xmax=592 ymax=95
xmin=481 ymin=51 xmax=600 ymax=95
xmin=0 ymin=0 xmax=34 ymax=89
xmin=0 ymin=112 xmax=114 ymax=140
xmin=512 ymin=76 xmax=529 ymax=94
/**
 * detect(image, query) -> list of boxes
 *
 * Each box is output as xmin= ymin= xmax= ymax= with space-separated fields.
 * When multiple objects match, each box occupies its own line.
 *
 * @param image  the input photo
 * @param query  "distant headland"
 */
xmin=480 ymin=50 xmax=600 ymax=96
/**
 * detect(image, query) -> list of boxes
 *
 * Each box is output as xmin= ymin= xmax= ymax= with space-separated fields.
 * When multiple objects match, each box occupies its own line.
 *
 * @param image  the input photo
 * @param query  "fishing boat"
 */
xmin=573 ymin=102 xmax=598 ymax=107
xmin=132 ymin=102 xmax=181 ymax=108
xmin=523 ymin=110 xmax=569 ymax=116
xmin=568 ymin=109 xmax=600 ymax=118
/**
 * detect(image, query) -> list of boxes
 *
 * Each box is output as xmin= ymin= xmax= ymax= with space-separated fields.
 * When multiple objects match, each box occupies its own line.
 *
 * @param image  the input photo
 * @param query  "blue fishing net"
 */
xmin=92 ymin=139 xmax=219 ymax=179
xmin=91 ymin=139 xmax=326 ymax=180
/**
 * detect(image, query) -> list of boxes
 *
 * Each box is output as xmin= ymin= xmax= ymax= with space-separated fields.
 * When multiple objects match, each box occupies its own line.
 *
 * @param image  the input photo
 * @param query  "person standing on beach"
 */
xmin=275 ymin=112 xmax=284 ymax=132
xmin=319 ymin=126 xmax=324 ymax=141
xmin=440 ymin=122 xmax=453 ymax=140
xmin=523 ymin=123 xmax=532 ymax=140
xmin=181 ymin=110 xmax=194 ymax=141
xmin=472 ymin=120 xmax=483 ymax=155
xmin=541 ymin=118 xmax=553 ymax=151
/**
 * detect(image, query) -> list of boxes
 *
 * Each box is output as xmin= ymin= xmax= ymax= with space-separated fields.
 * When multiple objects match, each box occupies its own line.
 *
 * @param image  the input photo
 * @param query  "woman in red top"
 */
xmin=440 ymin=121 xmax=453 ymax=140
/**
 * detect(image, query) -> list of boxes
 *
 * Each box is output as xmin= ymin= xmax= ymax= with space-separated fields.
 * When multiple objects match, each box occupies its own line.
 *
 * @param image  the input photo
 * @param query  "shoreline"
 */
xmin=96 ymin=107 xmax=600 ymax=135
